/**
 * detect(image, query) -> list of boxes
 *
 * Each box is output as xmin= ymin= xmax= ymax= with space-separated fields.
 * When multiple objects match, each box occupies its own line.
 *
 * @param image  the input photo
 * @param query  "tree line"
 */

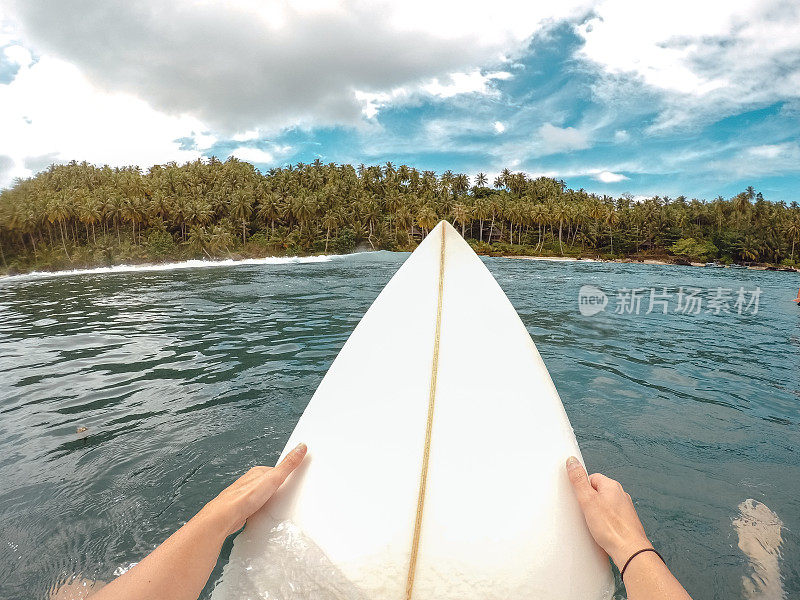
xmin=1 ymin=157 xmax=799 ymax=273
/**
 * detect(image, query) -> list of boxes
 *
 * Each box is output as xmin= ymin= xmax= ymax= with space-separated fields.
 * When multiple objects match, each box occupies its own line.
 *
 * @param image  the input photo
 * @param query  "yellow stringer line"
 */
xmin=405 ymin=225 xmax=446 ymax=600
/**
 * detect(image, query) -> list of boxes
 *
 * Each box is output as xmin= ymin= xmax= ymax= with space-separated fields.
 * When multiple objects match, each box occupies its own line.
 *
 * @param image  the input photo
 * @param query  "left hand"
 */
xmin=203 ymin=443 xmax=307 ymax=537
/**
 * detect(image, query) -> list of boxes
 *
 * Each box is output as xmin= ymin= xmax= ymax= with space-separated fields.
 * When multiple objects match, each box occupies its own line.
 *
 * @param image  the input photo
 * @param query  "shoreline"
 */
xmin=499 ymin=254 xmax=797 ymax=271
xmin=2 ymin=249 xmax=796 ymax=282
xmin=0 ymin=254 xmax=345 ymax=283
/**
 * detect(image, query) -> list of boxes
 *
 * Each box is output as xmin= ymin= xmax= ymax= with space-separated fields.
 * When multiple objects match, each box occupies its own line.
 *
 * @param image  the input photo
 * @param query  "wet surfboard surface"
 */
xmin=212 ymin=220 xmax=613 ymax=600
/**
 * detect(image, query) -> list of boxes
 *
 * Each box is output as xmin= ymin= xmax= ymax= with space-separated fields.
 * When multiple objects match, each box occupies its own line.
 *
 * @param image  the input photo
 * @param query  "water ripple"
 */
xmin=0 ymin=253 xmax=798 ymax=599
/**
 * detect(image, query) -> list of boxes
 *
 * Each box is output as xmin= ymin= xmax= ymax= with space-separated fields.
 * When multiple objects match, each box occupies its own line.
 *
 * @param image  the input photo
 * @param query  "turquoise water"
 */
xmin=0 ymin=253 xmax=798 ymax=599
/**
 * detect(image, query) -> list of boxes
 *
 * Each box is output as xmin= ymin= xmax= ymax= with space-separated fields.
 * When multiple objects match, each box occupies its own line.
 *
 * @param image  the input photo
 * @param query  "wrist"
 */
xmin=609 ymin=537 xmax=652 ymax=570
xmin=196 ymin=500 xmax=239 ymax=539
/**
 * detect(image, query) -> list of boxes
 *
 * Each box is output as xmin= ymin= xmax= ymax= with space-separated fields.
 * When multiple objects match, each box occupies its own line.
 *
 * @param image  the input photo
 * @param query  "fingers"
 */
xmin=245 ymin=466 xmax=272 ymax=480
xmin=242 ymin=444 xmax=307 ymax=514
xmin=268 ymin=443 xmax=308 ymax=487
xmin=566 ymin=456 xmax=595 ymax=508
xmin=225 ymin=466 xmax=270 ymax=492
xmin=588 ymin=472 xmax=621 ymax=493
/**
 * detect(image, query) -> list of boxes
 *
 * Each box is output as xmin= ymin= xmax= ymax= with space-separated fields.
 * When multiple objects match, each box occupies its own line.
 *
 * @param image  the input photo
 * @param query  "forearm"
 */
xmin=618 ymin=551 xmax=692 ymax=600
xmin=90 ymin=446 xmax=307 ymax=600
xmin=92 ymin=507 xmax=229 ymax=600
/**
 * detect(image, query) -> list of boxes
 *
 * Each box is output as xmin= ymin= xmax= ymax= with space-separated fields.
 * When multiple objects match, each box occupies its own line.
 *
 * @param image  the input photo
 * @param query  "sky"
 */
xmin=1 ymin=0 xmax=799 ymax=202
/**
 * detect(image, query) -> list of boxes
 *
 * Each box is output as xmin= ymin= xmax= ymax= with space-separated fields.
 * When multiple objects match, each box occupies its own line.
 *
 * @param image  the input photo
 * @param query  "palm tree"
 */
xmin=417 ymin=205 xmax=438 ymax=235
xmin=504 ymin=201 xmax=521 ymax=244
xmin=321 ymin=210 xmax=339 ymax=253
xmin=48 ymin=196 xmax=73 ymax=259
xmin=108 ymin=194 xmax=125 ymax=244
xmin=231 ymin=189 xmax=254 ymax=244
xmin=208 ymin=225 xmax=233 ymax=255
xmin=189 ymin=226 xmax=211 ymax=258
xmin=733 ymin=192 xmax=751 ymax=226
xmin=291 ymin=193 xmax=317 ymax=234
xmin=783 ymin=213 xmax=800 ymax=261
xmin=451 ymin=203 xmax=471 ymax=237
xmin=739 ymin=235 xmax=761 ymax=262
xmin=452 ymin=174 xmax=470 ymax=200
xmin=79 ymin=198 xmax=101 ymax=245
xmin=530 ymin=204 xmax=546 ymax=250
xmin=500 ymin=168 xmax=512 ymax=188
xmin=473 ymin=199 xmax=489 ymax=243
xmin=604 ymin=207 xmax=619 ymax=256
xmin=440 ymin=170 xmax=454 ymax=199
xmin=3 ymin=157 xmax=798 ymax=273
xmin=587 ymin=201 xmax=603 ymax=242
xmin=487 ymin=197 xmax=501 ymax=243
xmin=257 ymin=193 xmax=280 ymax=238
xmin=551 ymin=200 xmax=569 ymax=254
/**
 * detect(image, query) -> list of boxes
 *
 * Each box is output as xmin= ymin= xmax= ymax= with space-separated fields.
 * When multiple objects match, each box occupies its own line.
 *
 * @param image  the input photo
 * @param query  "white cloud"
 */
xmin=614 ymin=129 xmax=630 ymax=142
xmin=578 ymin=1 xmax=728 ymax=94
xmin=593 ymin=170 xmax=629 ymax=183
xmin=577 ymin=0 xmax=800 ymax=131
xmin=232 ymin=129 xmax=260 ymax=142
xmin=193 ymin=131 xmax=218 ymax=151
xmin=538 ymin=123 xmax=590 ymax=153
xmin=422 ymin=69 xmax=511 ymax=98
xmin=356 ymin=70 xmax=511 ymax=119
xmin=230 ymin=147 xmax=275 ymax=164
xmin=0 ymin=54 xmax=202 ymax=186
xmin=518 ymin=164 xmax=639 ymax=182
xmin=230 ymin=145 xmax=292 ymax=164
xmin=710 ymin=142 xmax=800 ymax=177
xmin=2 ymin=0 xmax=800 ymax=191
xmin=7 ymin=0 xmax=591 ymax=132
xmin=747 ymin=144 xmax=790 ymax=159
xmin=3 ymin=43 xmax=31 ymax=67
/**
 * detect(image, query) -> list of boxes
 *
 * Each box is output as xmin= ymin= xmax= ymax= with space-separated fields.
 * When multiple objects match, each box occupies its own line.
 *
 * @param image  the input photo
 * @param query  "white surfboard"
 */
xmin=213 ymin=221 xmax=613 ymax=600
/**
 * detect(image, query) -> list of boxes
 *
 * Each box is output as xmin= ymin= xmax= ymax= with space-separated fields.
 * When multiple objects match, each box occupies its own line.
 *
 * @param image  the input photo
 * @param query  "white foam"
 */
xmin=0 ymin=254 xmax=344 ymax=284
xmin=113 ymin=562 xmax=139 ymax=577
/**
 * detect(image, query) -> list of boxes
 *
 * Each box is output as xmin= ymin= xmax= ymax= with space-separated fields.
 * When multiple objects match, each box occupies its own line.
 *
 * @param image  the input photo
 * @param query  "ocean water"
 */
xmin=0 ymin=252 xmax=798 ymax=600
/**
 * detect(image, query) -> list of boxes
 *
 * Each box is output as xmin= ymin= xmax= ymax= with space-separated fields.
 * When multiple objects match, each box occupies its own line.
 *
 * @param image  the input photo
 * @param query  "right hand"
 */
xmin=566 ymin=456 xmax=651 ymax=569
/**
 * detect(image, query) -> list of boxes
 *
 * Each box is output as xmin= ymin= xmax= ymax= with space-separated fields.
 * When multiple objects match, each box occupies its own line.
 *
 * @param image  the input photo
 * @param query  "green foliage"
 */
xmin=670 ymin=237 xmax=719 ymax=261
xmin=246 ymin=231 xmax=270 ymax=248
xmin=331 ymin=228 xmax=357 ymax=254
xmin=0 ymin=157 xmax=798 ymax=274
xmin=146 ymin=226 xmax=176 ymax=257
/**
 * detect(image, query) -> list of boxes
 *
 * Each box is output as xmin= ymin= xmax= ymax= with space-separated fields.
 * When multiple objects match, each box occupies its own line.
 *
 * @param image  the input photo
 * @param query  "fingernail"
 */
xmin=294 ymin=443 xmax=307 ymax=453
xmin=566 ymin=456 xmax=579 ymax=467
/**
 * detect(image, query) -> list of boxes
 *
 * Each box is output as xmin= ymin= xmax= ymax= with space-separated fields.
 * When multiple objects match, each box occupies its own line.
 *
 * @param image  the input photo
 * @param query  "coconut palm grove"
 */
xmin=0 ymin=158 xmax=799 ymax=275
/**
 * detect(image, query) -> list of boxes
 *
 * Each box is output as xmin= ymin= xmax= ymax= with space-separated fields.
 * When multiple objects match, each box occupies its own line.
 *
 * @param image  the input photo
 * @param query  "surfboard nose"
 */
xmin=432 ymin=220 xmax=459 ymax=237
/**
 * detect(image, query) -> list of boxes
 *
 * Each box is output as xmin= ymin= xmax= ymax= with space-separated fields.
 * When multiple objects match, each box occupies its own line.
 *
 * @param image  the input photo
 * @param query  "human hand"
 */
xmin=203 ymin=443 xmax=307 ymax=537
xmin=566 ymin=456 xmax=651 ymax=569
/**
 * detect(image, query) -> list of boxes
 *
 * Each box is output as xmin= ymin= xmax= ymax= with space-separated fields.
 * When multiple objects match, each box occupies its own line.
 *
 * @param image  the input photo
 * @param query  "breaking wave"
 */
xmin=0 ymin=254 xmax=348 ymax=283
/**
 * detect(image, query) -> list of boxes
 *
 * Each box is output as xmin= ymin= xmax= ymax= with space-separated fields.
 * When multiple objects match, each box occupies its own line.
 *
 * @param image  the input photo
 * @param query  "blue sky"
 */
xmin=1 ymin=0 xmax=799 ymax=202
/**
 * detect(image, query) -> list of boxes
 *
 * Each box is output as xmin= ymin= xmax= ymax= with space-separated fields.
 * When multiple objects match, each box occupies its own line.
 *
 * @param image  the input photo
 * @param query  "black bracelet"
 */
xmin=620 ymin=548 xmax=665 ymax=581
